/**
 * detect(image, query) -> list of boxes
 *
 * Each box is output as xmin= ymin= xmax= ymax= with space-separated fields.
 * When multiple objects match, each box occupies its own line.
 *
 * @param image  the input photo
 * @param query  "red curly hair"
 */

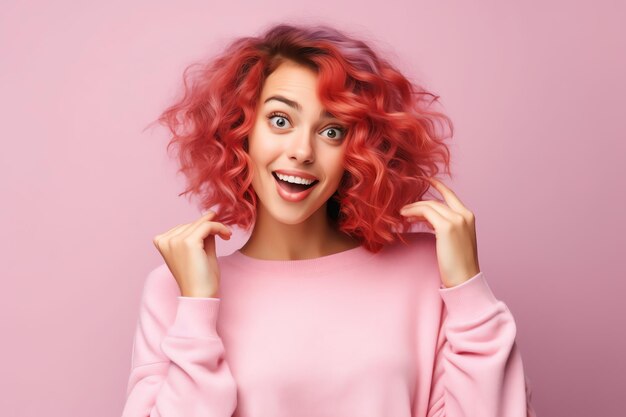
xmin=150 ymin=23 xmax=454 ymax=253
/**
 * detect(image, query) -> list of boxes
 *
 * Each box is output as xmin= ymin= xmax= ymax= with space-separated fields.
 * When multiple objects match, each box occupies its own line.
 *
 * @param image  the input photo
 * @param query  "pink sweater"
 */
xmin=121 ymin=232 xmax=536 ymax=417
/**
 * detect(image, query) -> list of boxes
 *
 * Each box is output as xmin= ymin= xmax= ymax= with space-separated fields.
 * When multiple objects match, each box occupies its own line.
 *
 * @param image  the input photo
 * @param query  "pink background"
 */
xmin=2 ymin=1 xmax=624 ymax=416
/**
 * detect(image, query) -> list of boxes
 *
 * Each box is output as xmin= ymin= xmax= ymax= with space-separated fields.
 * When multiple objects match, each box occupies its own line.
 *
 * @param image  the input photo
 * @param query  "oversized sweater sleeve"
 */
xmin=121 ymin=266 xmax=238 ymax=417
xmin=426 ymin=271 xmax=537 ymax=417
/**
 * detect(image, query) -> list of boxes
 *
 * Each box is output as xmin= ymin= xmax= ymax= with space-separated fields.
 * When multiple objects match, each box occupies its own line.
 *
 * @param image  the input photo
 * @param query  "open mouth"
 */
xmin=272 ymin=172 xmax=319 ymax=193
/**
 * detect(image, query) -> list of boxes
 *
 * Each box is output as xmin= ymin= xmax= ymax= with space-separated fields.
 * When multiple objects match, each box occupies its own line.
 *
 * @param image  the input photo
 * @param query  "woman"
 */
xmin=122 ymin=23 xmax=536 ymax=417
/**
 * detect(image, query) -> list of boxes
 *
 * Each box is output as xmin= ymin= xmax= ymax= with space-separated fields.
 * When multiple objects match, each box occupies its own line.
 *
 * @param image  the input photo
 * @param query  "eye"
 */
xmin=321 ymin=126 xmax=347 ymax=141
xmin=267 ymin=112 xmax=292 ymax=129
xmin=267 ymin=111 xmax=347 ymax=141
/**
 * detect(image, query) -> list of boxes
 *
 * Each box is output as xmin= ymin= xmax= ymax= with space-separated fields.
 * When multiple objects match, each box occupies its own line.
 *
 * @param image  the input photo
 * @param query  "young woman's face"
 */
xmin=247 ymin=60 xmax=349 ymax=225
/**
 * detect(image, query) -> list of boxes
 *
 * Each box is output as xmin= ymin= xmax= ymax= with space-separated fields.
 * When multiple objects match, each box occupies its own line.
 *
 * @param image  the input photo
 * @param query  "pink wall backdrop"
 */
xmin=1 ymin=1 xmax=624 ymax=416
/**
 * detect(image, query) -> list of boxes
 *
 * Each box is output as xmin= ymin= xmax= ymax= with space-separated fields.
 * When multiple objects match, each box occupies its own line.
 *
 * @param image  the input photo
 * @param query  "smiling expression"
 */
xmin=246 ymin=60 xmax=349 ymax=225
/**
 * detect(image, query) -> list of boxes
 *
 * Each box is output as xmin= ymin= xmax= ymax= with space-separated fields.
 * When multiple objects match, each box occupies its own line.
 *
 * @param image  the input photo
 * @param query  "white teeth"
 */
xmin=275 ymin=172 xmax=315 ymax=185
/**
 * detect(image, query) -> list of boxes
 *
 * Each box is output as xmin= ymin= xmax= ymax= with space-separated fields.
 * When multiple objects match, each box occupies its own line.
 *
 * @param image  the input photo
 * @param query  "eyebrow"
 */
xmin=263 ymin=95 xmax=336 ymax=119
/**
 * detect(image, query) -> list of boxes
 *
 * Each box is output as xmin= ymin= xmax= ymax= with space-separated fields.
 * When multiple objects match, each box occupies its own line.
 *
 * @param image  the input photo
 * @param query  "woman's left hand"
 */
xmin=399 ymin=178 xmax=481 ymax=288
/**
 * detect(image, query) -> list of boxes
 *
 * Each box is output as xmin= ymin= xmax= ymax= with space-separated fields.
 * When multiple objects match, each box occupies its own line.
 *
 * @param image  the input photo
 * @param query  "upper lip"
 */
xmin=273 ymin=169 xmax=319 ymax=181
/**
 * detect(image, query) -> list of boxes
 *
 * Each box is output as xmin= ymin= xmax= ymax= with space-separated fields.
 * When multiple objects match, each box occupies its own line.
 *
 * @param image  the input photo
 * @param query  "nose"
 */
xmin=286 ymin=130 xmax=315 ymax=164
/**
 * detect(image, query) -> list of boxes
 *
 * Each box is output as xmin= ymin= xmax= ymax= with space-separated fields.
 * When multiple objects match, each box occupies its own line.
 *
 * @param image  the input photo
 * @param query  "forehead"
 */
xmin=260 ymin=62 xmax=335 ymax=119
xmin=260 ymin=61 xmax=320 ymax=100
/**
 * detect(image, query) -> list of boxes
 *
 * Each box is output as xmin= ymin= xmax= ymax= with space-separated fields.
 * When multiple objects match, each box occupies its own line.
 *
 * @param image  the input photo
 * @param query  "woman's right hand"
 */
xmin=152 ymin=210 xmax=232 ymax=298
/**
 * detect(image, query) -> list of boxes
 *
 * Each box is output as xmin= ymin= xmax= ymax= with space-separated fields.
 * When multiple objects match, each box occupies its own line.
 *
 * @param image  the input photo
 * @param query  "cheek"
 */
xmin=249 ymin=131 xmax=280 ymax=160
xmin=330 ymin=153 xmax=347 ymax=180
xmin=248 ymin=138 xmax=270 ymax=166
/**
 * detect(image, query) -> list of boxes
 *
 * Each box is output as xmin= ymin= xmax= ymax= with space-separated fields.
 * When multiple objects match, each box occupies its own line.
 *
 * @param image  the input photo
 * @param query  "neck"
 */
xmin=239 ymin=202 xmax=359 ymax=260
